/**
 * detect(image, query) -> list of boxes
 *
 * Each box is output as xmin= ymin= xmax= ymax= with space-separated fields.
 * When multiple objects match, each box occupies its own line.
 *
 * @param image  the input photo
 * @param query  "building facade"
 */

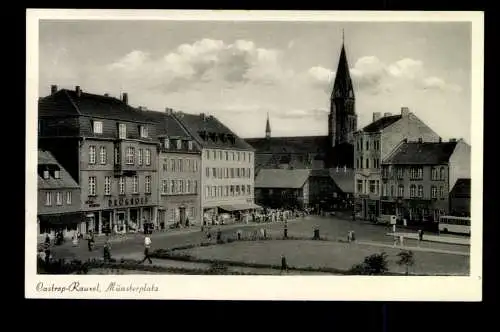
xmin=380 ymin=139 xmax=471 ymax=224
xmin=172 ymin=112 xmax=258 ymax=223
xmin=254 ymin=169 xmax=311 ymax=209
xmin=37 ymin=150 xmax=81 ymax=238
xmin=141 ymin=108 xmax=202 ymax=227
xmin=449 ymin=178 xmax=471 ymax=217
xmin=353 ymin=107 xmax=441 ymax=220
xmin=38 ymin=86 xmax=159 ymax=235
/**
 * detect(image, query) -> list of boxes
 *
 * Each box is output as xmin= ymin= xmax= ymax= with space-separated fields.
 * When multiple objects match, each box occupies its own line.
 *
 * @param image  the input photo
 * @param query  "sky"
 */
xmin=39 ymin=20 xmax=472 ymax=142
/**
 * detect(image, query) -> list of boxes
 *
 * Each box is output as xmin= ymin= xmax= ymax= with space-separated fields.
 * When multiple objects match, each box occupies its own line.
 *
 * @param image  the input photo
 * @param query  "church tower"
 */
xmin=328 ymin=31 xmax=357 ymax=147
xmin=265 ymin=112 xmax=271 ymax=139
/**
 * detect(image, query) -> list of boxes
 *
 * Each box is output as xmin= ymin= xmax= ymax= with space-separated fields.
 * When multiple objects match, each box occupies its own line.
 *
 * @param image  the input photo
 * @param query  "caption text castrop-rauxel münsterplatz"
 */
xmin=36 ymin=281 xmax=159 ymax=294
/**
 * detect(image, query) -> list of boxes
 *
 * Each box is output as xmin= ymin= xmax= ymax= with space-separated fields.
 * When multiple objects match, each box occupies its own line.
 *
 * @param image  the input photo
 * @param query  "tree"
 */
xmin=349 ymin=252 xmax=389 ymax=275
xmin=397 ymin=250 xmax=415 ymax=276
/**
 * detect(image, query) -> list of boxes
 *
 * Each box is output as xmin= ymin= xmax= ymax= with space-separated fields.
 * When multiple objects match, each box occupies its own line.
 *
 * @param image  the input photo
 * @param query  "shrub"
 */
xmin=397 ymin=250 xmax=415 ymax=275
xmin=349 ymin=252 xmax=389 ymax=275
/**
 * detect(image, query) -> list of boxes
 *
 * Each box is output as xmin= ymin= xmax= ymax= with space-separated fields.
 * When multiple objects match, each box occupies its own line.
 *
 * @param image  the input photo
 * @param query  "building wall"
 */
xmin=158 ymin=151 xmax=201 ymax=225
xmin=381 ymin=112 xmax=441 ymax=160
xmin=201 ymin=148 xmax=255 ymax=211
xmin=449 ymin=140 xmax=471 ymax=190
xmin=308 ymin=176 xmax=336 ymax=207
xmin=255 ymin=187 xmax=304 ymax=209
xmin=38 ymin=188 xmax=81 ymax=215
xmin=38 ymin=137 xmax=81 ymax=185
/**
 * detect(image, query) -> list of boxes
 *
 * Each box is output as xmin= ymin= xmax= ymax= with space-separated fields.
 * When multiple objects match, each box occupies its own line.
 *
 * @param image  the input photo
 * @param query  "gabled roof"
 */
xmin=255 ymin=169 xmax=311 ymax=189
xmin=39 ymin=89 xmax=152 ymax=123
xmin=139 ymin=110 xmax=192 ymax=138
xmin=383 ymin=142 xmax=458 ymax=165
xmin=450 ymin=178 xmax=471 ymax=196
xmin=38 ymin=150 xmax=79 ymax=189
xmin=329 ymin=168 xmax=355 ymax=193
xmin=362 ymin=115 xmax=402 ymax=133
xmin=245 ymin=135 xmax=329 ymax=154
xmin=173 ymin=112 xmax=254 ymax=151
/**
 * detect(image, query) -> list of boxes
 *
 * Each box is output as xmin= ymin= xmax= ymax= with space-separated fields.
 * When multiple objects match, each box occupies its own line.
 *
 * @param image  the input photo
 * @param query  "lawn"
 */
xmin=177 ymin=240 xmax=470 ymax=276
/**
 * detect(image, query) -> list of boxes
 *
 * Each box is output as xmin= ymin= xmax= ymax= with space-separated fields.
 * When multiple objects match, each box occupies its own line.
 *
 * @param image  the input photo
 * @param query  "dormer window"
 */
xmin=188 ymin=141 xmax=193 ymax=151
xmin=43 ymin=170 xmax=49 ymax=179
xmin=93 ymin=120 xmax=103 ymax=134
xmin=176 ymin=139 xmax=182 ymax=150
xmin=164 ymin=138 xmax=170 ymax=149
xmin=118 ymin=123 xmax=127 ymax=139
xmin=54 ymin=170 xmax=60 ymax=179
xmin=140 ymin=125 xmax=148 ymax=138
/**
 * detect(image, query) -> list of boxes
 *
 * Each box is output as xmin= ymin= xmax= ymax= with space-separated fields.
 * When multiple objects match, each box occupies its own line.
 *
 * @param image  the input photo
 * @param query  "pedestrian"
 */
xmin=351 ymin=230 xmax=356 ymax=241
xmin=263 ymin=228 xmax=267 ymax=239
xmin=44 ymin=246 xmax=51 ymax=265
xmin=419 ymin=229 xmax=424 ymax=241
xmin=399 ymin=234 xmax=404 ymax=247
xmin=44 ymin=233 xmax=51 ymax=246
xmin=281 ymin=255 xmax=288 ymax=273
xmin=72 ymin=232 xmax=79 ymax=247
xmin=87 ymin=230 xmax=94 ymax=252
xmin=347 ymin=231 xmax=352 ymax=243
xmin=392 ymin=224 xmax=396 ymax=233
xmin=260 ymin=228 xmax=265 ymax=239
xmin=237 ymin=229 xmax=242 ymax=240
xmin=141 ymin=235 xmax=152 ymax=264
xmin=103 ymin=240 xmax=111 ymax=262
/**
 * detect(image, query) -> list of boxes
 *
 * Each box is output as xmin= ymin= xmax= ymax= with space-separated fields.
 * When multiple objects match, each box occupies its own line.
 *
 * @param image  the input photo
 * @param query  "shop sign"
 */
xmin=85 ymin=199 xmax=100 ymax=208
xmin=108 ymin=196 xmax=149 ymax=208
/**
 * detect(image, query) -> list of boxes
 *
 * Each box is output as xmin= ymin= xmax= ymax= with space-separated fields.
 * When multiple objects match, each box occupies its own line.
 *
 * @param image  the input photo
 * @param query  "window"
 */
xmin=171 ymin=180 xmax=176 ymax=194
xmin=194 ymin=180 xmax=198 ymax=194
xmin=206 ymin=167 xmax=210 ymax=178
xmin=186 ymin=180 xmax=191 ymax=194
xmin=232 ymin=152 xmax=235 ymax=161
xmin=224 ymin=186 xmax=229 ymax=196
xmin=93 ymin=121 xmax=103 ymax=134
xmin=89 ymin=176 xmax=96 ymax=196
xmin=439 ymin=186 xmax=444 ymax=199
xmin=140 ymin=125 xmax=148 ymax=138
xmin=242 ymin=185 xmax=246 ymax=195
xmin=390 ymin=185 xmax=395 ymax=197
xmin=132 ymin=176 xmax=138 ymax=194
xmin=205 ymin=186 xmax=209 ymax=197
xmin=418 ymin=185 xmax=423 ymax=198
xmin=243 ymin=153 xmax=246 ymax=161
xmin=369 ymin=180 xmax=376 ymax=194
xmin=230 ymin=185 xmax=234 ymax=196
xmin=188 ymin=141 xmax=193 ymax=150
xmin=138 ymin=149 xmax=143 ymax=165
xmin=418 ymin=168 xmax=423 ymax=179
xmin=365 ymin=158 xmax=369 ymax=169
xmin=66 ymin=191 xmax=72 ymax=204
xmin=89 ymin=146 xmax=96 ymax=164
xmin=54 ymin=170 xmax=60 ymax=179
xmin=410 ymin=167 xmax=423 ymax=180
xmin=357 ymin=180 xmax=363 ymax=193
xmin=225 ymin=151 xmax=228 ymax=160
xmin=144 ymin=176 xmax=151 ymax=194
xmin=440 ymin=167 xmax=445 ymax=180
xmin=235 ymin=185 xmax=240 ymax=195
xmin=230 ymin=168 xmax=235 ymax=178
xmin=206 ymin=150 xmax=210 ymax=160
xmin=382 ymin=183 xmax=387 ymax=196
xmin=43 ymin=170 xmax=49 ymax=179
xmin=237 ymin=152 xmax=241 ymax=161
xmin=356 ymin=159 xmax=360 ymax=169
xmin=247 ymin=185 xmax=251 ymax=194
xmin=118 ymin=123 xmax=127 ymax=139
xmin=397 ymin=168 xmax=404 ymax=179
xmin=176 ymin=140 xmax=182 ymax=150
xmin=431 ymin=167 xmax=439 ymax=180
xmin=126 ymin=147 xmax=135 ymax=164
xmin=162 ymin=180 xmax=168 ymax=194
xmin=45 ymin=192 xmax=52 ymax=206
xmin=212 ymin=150 xmax=217 ymax=160
xmin=431 ymin=186 xmax=437 ymax=199
xmin=366 ymin=141 xmax=369 ymax=150
xmin=164 ymin=138 xmax=170 ymax=149
xmin=410 ymin=184 xmax=416 ymax=197
xmin=236 ymin=168 xmax=241 ymax=177
xmin=56 ymin=192 xmax=62 ymax=205
xmin=119 ymin=177 xmax=125 ymax=195
xmin=99 ymin=146 xmax=107 ymax=164
xmin=218 ymin=186 xmax=222 ymax=197
xmin=398 ymin=185 xmax=404 ymax=197
xmin=104 ymin=176 xmax=111 ymax=195
xmin=145 ymin=149 xmax=151 ymax=166
xmin=212 ymin=168 xmax=216 ymax=177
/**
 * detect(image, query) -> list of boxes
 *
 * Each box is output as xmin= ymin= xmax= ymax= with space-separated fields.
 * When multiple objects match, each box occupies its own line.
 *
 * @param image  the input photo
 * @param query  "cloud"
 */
xmin=106 ymin=38 xmax=290 ymax=93
xmin=307 ymin=56 xmax=461 ymax=95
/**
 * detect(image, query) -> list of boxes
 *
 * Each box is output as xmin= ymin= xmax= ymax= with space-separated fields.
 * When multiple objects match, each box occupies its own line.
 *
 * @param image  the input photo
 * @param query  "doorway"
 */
xmin=116 ymin=211 xmax=126 ymax=233
xmin=179 ymin=207 xmax=186 ymax=225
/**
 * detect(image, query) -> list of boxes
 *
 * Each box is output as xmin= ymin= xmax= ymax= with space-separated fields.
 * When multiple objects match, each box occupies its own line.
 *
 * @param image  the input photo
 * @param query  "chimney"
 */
xmin=200 ymin=113 xmax=206 ymax=120
xmin=50 ymin=85 xmax=58 ymax=95
xmin=401 ymin=107 xmax=410 ymax=117
xmin=418 ymin=137 xmax=423 ymax=143
xmin=165 ymin=107 xmax=173 ymax=115
xmin=104 ymin=93 xmax=109 ymax=97
xmin=439 ymin=137 xmax=442 ymax=143
xmin=384 ymin=112 xmax=392 ymax=117
xmin=449 ymin=138 xmax=457 ymax=142
xmin=372 ymin=112 xmax=382 ymax=122
xmin=122 ymin=93 xmax=128 ymax=105
xmin=75 ymin=86 xmax=81 ymax=97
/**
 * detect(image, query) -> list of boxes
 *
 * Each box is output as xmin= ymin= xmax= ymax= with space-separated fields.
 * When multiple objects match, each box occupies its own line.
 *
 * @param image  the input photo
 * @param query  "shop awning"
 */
xmin=219 ymin=203 xmax=262 ymax=212
xmin=38 ymin=213 xmax=84 ymax=225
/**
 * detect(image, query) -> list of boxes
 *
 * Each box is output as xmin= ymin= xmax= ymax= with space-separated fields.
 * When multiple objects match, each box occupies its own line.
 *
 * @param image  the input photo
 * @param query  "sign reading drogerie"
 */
xmin=108 ymin=196 xmax=149 ymax=207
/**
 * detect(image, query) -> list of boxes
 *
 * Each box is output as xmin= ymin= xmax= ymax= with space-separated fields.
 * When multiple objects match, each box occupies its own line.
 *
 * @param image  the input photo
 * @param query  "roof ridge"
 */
xmin=62 ymin=90 xmax=82 ymax=115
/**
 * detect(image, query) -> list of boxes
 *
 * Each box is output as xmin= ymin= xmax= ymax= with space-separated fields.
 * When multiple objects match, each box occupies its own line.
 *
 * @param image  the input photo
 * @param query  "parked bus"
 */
xmin=438 ymin=215 xmax=471 ymax=235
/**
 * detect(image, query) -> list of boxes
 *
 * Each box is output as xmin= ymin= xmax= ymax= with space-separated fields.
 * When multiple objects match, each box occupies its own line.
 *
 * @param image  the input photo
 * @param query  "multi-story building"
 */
xmin=380 ymin=138 xmax=471 ymax=223
xmin=141 ymin=108 xmax=202 ymax=227
xmin=38 ymin=86 xmax=159 ymax=235
xmin=37 ymin=150 xmax=81 ymax=238
xmin=173 ymin=112 xmax=258 ymax=222
xmin=353 ymin=107 xmax=441 ymax=220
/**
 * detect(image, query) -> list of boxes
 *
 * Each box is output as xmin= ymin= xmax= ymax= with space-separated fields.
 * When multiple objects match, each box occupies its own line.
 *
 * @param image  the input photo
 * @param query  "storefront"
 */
xmin=38 ymin=212 xmax=84 ymax=238
xmin=161 ymin=195 xmax=200 ymax=227
xmin=355 ymin=195 xmax=380 ymax=220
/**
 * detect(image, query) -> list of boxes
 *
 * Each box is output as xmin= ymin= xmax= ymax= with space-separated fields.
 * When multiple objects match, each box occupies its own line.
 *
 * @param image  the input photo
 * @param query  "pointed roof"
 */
xmin=332 ymin=41 xmax=355 ymax=100
xmin=265 ymin=113 xmax=271 ymax=134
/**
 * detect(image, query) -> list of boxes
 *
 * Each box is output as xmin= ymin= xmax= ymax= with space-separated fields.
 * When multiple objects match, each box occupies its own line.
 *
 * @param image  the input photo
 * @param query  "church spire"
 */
xmin=265 ymin=112 xmax=271 ymax=139
xmin=332 ymin=31 xmax=355 ymax=100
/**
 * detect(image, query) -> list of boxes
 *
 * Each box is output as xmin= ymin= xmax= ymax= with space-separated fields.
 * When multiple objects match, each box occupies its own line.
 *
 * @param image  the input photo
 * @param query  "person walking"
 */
xmin=281 ymin=255 xmax=288 ymax=274
xmin=87 ymin=230 xmax=95 ymax=252
xmin=103 ymin=240 xmax=111 ymax=262
xmin=141 ymin=235 xmax=153 ymax=264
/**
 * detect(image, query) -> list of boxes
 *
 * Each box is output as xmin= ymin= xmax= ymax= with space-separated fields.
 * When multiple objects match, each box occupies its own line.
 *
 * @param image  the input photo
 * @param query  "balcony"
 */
xmin=113 ymin=163 xmax=137 ymax=177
